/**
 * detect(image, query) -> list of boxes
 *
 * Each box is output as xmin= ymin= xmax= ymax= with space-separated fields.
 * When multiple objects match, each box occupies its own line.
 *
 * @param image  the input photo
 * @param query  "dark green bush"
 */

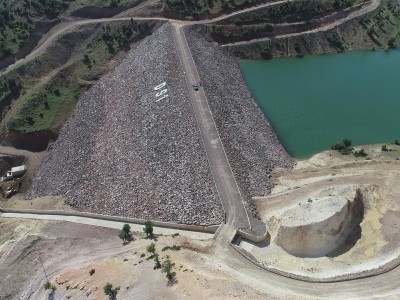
xmin=354 ymin=149 xmax=367 ymax=157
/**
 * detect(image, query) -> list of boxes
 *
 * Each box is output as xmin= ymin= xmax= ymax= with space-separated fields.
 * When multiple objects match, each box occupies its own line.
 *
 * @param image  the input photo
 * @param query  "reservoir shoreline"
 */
xmin=239 ymin=49 xmax=400 ymax=158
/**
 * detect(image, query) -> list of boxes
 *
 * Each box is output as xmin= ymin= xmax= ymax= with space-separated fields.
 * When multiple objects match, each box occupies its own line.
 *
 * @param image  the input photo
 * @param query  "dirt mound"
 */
xmin=274 ymin=189 xmax=364 ymax=258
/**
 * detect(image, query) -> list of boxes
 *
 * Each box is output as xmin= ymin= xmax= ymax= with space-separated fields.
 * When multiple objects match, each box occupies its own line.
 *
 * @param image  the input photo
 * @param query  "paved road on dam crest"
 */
xmin=172 ymin=24 xmax=251 ymax=239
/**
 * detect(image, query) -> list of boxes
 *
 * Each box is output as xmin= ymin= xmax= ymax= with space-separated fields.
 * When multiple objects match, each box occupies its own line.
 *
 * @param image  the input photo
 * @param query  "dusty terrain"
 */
xmin=1 ymin=1 xmax=400 ymax=298
xmin=240 ymin=144 xmax=400 ymax=280
xmin=0 ymin=218 xmax=268 ymax=300
xmin=2 ymin=145 xmax=400 ymax=299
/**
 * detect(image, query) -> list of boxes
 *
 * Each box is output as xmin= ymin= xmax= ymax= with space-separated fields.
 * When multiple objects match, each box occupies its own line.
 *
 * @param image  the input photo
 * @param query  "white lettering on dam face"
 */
xmin=154 ymin=82 xmax=168 ymax=102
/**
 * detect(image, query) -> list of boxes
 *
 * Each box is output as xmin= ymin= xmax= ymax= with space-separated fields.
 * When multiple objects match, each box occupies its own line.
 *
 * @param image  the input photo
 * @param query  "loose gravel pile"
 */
xmin=30 ymin=23 xmax=223 ymax=226
xmin=185 ymin=27 xmax=294 ymax=202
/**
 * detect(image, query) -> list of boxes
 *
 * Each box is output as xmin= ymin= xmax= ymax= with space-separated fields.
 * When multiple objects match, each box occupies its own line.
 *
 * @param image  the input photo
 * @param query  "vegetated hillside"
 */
xmin=1 ymin=20 xmax=157 ymax=151
xmin=0 ymin=0 xmax=73 ymax=60
xmin=224 ymin=1 xmax=400 ymax=58
xmin=217 ymin=0 xmax=363 ymax=24
xmin=207 ymin=0 xmax=369 ymax=43
xmin=0 ymin=0 xmax=147 ymax=66
xmin=161 ymin=0 xmax=278 ymax=19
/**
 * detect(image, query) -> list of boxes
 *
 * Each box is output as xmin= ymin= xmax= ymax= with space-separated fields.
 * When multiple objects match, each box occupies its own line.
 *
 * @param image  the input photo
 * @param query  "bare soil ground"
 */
xmin=242 ymin=144 xmax=400 ymax=280
xmin=0 ymin=218 xmax=267 ymax=300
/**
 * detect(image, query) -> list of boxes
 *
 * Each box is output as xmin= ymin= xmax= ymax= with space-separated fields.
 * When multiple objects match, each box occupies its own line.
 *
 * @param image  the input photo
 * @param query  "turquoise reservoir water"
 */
xmin=239 ymin=50 xmax=400 ymax=159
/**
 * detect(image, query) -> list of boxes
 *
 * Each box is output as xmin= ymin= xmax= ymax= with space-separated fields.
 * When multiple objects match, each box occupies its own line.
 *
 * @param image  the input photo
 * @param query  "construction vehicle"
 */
xmin=1 ymin=165 xmax=27 ymax=182
xmin=3 ymin=178 xmax=21 ymax=198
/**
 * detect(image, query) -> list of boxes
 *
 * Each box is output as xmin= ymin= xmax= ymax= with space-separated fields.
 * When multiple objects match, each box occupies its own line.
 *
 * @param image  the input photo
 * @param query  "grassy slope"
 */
xmin=162 ymin=0 xmax=277 ymax=19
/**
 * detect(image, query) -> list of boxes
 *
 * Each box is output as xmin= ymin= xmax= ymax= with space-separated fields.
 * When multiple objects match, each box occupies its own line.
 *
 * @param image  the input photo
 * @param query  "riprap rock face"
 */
xmin=31 ymin=23 xmax=223 ymax=226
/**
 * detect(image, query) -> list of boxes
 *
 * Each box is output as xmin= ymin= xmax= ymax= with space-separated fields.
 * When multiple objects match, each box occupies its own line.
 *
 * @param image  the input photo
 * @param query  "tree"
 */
xmin=367 ymin=26 xmax=375 ymax=36
xmin=161 ymin=256 xmax=176 ymax=281
xmin=103 ymin=283 xmax=120 ymax=296
xmin=118 ymin=223 xmax=131 ymax=243
xmin=143 ymin=220 xmax=154 ymax=238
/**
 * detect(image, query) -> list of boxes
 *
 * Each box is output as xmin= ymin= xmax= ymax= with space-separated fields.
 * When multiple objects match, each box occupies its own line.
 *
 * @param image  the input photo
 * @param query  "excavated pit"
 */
xmin=274 ymin=189 xmax=364 ymax=258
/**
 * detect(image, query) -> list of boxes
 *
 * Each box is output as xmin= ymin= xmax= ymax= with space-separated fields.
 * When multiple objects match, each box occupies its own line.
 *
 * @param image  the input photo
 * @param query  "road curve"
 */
xmin=2 ymin=204 xmax=400 ymax=298
xmin=1 ymin=1 xmax=289 ymax=75
xmin=0 ymin=0 xmax=381 ymax=75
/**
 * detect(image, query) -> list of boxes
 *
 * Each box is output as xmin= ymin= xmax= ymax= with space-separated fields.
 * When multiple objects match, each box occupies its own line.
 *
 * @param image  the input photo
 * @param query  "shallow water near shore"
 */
xmin=239 ymin=50 xmax=400 ymax=158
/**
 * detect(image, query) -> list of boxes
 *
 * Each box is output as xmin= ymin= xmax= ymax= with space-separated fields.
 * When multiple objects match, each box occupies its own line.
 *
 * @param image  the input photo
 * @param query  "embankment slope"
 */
xmin=185 ymin=27 xmax=294 ymax=206
xmin=30 ymin=23 xmax=223 ymax=226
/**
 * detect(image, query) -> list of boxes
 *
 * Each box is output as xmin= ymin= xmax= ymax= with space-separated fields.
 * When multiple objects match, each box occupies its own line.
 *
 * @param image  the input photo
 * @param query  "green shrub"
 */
xmin=143 ymin=220 xmax=154 ymax=238
xmin=103 ymin=283 xmax=119 ymax=296
xmin=89 ymin=269 xmax=95 ymax=276
xmin=260 ymin=47 xmax=272 ymax=59
xmin=43 ymin=281 xmax=51 ymax=290
xmin=331 ymin=138 xmax=353 ymax=155
xmin=331 ymin=143 xmax=346 ymax=150
xmin=161 ymin=257 xmax=176 ymax=281
xmin=162 ymin=245 xmax=181 ymax=251
xmin=388 ymin=37 xmax=396 ymax=48
xmin=354 ymin=149 xmax=367 ymax=157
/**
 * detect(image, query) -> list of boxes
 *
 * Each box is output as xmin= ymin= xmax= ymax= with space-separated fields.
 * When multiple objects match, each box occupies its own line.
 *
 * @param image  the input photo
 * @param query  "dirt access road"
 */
xmin=0 ymin=0 xmax=380 ymax=76
xmin=2 ymin=151 xmax=400 ymax=298
xmin=223 ymin=0 xmax=381 ymax=46
xmin=0 ymin=0 xmax=287 ymax=76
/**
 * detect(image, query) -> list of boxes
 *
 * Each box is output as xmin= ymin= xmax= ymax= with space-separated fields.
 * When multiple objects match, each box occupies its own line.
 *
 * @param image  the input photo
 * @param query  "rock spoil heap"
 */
xmin=30 ymin=23 xmax=223 ymax=226
xmin=185 ymin=27 xmax=294 ymax=202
